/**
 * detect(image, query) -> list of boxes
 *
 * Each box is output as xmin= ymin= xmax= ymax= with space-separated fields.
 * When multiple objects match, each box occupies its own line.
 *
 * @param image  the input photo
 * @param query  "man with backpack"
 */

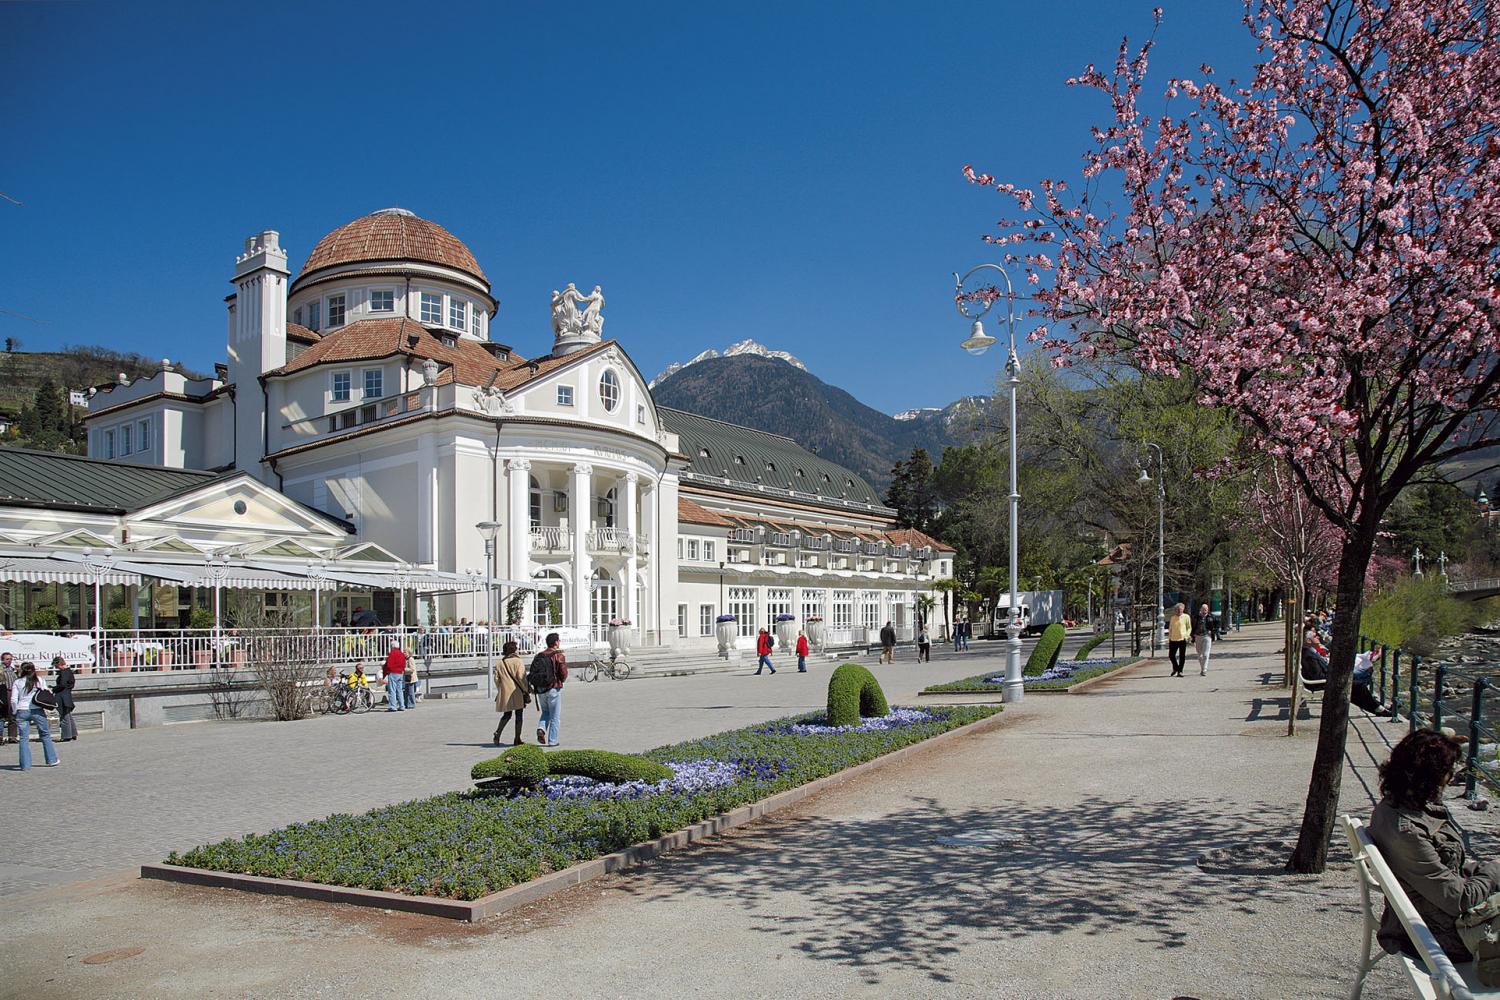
xmin=755 ymin=628 xmax=776 ymax=675
xmin=529 ymin=632 xmax=568 ymax=746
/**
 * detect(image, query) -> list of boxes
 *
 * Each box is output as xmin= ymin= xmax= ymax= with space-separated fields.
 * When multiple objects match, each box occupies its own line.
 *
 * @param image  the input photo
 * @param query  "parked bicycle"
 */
xmin=580 ymin=655 xmax=632 ymax=683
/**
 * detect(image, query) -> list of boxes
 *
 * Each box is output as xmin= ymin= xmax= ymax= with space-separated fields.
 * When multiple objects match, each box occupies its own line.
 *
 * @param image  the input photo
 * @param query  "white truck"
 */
xmin=990 ymin=589 xmax=1065 ymax=637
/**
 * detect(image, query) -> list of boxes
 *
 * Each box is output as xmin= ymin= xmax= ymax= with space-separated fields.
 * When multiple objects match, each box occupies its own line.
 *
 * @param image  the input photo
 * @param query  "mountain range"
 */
xmin=650 ymin=344 xmax=983 ymax=492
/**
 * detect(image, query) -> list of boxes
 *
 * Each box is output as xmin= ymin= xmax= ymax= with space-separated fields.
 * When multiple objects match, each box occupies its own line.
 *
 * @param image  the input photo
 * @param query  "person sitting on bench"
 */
xmin=1301 ymin=638 xmax=1329 ymax=684
xmin=1352 ymin=644 xmax=1387 ymax=715
xmin=1370 ymin=730 xmax=1500 ymax=964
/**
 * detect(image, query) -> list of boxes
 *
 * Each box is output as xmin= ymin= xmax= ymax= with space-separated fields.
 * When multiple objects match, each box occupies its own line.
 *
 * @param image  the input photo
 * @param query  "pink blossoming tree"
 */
xmin=967 ymin=0 xmax=1500 ymax=871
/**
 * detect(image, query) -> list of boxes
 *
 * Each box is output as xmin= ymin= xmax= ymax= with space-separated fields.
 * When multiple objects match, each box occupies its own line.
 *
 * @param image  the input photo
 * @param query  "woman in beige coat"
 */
xmin=493 ymin=640 xmax=531 ymax=746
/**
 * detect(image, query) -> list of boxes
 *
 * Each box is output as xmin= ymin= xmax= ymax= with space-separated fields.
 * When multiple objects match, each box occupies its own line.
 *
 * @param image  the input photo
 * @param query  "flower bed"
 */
xmin=165 ymin=705 xmax=997 ymax=901
xmin=921 ymin=657 xmax=1138 ymax=694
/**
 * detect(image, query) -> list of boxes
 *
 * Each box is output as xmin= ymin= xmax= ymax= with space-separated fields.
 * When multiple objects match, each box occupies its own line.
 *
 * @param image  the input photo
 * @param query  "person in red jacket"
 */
xmin=382 ymin=641 xmax=408 ymax=712
xmin=795 ymin=631 xmax=809 ymax=673
xmin=755 ymin=628 xmax=776 ymax=675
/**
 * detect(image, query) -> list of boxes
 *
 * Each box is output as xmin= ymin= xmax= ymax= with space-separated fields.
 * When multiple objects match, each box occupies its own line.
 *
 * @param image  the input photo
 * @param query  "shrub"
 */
xmin=25 ymin=605 xmax=61 ymax=630
xmin=1077 ymin=630 xmax=1111 ymax=659
xmin=827 ymin=663 xmax=890 ymax=726
xmin=1024 ymin=623 xmax=1067 ymax=676
xmin=545 ymin=750 xmax=672 ymax=784
xmin=104 ymin=606 xmax=134 ymax=630
xmin=1361 ymin=575 xmax=1483 ymax=657
xmin=472 ymin=745 xmax=549 ymax=786
xmin=189 ymin=607 xmax=216 ymax=630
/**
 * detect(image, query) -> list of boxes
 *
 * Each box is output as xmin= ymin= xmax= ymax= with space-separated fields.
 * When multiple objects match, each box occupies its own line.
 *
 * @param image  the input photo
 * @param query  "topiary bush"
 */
xmin=826 ymin=663 xmax=890 ymax=726
xmin=472 ymin=744 xmax=549 ymax=786
xmin=1077 ymin=630 xmax=1111 ymax=659
xmin=546 ymin=750 xmax=672 ymax=784
xmin=1024 ymin=623 xmax=1067 ymax=676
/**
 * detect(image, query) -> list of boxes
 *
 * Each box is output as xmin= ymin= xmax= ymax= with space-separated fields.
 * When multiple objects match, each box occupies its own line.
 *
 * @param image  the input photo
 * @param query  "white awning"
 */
xmin=106 ymin=560 xmax=324 ymax=591
xmin=0 ymin=556 xmax=140 ymax=586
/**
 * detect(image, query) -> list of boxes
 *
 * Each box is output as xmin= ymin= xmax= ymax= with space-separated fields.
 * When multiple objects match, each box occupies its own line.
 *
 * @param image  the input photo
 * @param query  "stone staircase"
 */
xmin=623 ymin=645 xmax=750 ymax=679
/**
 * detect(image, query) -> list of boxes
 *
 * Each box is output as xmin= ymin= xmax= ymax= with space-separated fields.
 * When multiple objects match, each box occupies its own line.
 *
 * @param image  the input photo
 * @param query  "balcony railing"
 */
xmin=530 ymin=526 xmax=571 ymax=553
xmin=587 ymin=528 xmax=635 ymax=553
xmin=768 ymin=532 xmax=795 ymax=548
xmin=861 ymin=542 xmax=887 ymax=556
xmin=729 ymin=528 xmax=759 ymax=543
xmin=833 ymin=539 xmax=857 ymax=554
xmin=801 ymin=536 xmax=829 ymax=551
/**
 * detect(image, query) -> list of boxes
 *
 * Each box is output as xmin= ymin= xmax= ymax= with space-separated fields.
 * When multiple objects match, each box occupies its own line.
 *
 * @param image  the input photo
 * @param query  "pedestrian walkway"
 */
xmin=2 ymin=623 xmax=1418 ymax=998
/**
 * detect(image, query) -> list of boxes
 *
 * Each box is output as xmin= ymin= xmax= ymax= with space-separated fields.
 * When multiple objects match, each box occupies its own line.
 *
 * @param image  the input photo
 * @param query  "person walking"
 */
xmin=917 ymin=624 xmax=931 ymax=662
xmin=755 ymin=628 xmax=777 ymax=675
xmin=953 ymin=619 xmax=963 ymax=653
xmin=1167 ymin=603 xmax=1191 ymax=676
xmin=795 ymin=631 xmax=809 ymax=673
xmin=403 ymin=655 xmax=419 ymax=709
xmin=0 ymin=650 xmax=15 ymax=746
xmin=382 ymin=641 xmax=407 ymax=712
xmin=879 ymin=621 xmax=897 ymax=664
xmin=12 ymin=662 xmax=58 ymax=770
xmin=529 ymin=632 xmax=567 ymax=746
xmin=52 ymin=655 xmax=77 ymax=742
xmin=961 ymin=618 xmax=972 ymax=650
xmin=492 ymin=640 xmax=531 ymax=745
xmin=1191 ymin=603 xmax=1220 ymax=676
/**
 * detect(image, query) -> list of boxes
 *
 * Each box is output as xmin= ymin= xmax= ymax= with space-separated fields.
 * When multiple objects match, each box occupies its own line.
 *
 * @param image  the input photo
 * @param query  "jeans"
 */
xmin=17 ymin=708 xmax=57 ymax=769
xmin=797 ymin=656 xmax=806 ymax=672
xmin=536 ymin=688 xmax=561 ymax=745
xmin=1168 ymin=640 xmax=1188 ymax=674
xmin=58 ymin=706 xmax=77 ymax=740
xmin=756 ymin=654 xmax=775 ymax=674
xmin=1195 ymin=635 xmax=1213 ymax=674
xmin=919 ymin=643 xmax=930 ymax=662
xmin=403 ymin=675 xmax=416 ymax=709
xmin=385 ymin=674 xmax=405 ymax=711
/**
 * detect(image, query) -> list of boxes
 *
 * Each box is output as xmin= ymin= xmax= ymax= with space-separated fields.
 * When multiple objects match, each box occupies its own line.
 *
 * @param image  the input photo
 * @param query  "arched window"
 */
xmin=598 ymin=487 xmax=617 ymax=527
xmin=590 ymin=567 xmax=618 ymax=629
xmin=528 ymin=476 xmax=542 ymax=528
xmin=599 ymin=369 xmax=620 ymax=411
xmin=531 ymin=569 xmax=565 ymax=627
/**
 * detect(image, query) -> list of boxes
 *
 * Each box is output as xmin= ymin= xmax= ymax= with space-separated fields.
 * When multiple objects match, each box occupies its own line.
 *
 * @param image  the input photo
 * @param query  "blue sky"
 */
xmin=0 ymin=1 xmax=1251 ymax=410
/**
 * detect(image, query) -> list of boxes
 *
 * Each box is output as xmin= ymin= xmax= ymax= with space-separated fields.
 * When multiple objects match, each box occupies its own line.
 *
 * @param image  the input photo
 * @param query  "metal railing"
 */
xmin=729 ymin=528 xmax=759 ymax=543
xmin=801 ymin=536 xmax=829 ymax=551
xmin=833 ymin=539 xmax=857 ymax=554
xmin=768 ymin=532 xmax=795 ymax=548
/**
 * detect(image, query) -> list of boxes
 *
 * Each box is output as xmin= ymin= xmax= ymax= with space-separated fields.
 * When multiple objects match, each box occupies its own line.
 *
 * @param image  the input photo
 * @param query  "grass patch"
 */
xmin=166 ymin=705 xmax=999 ymax=901
xmin=922 ymin=657 xmax=1137 ymax=694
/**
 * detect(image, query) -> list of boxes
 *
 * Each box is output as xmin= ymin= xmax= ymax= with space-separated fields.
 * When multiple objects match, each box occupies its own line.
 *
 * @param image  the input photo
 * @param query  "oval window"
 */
xmin=599 ymin=369 xmax=620 ymax=411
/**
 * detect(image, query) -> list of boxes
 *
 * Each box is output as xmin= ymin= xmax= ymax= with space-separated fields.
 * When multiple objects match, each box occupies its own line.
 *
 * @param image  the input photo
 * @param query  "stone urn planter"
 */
xmin=715 ymin=616 xmax=737 ymax=659
xmin=774 ymin=616 xmax=798 ymax=652
xmin=806 ymin=618 xmax=826 ymax=651
xmin=607 ymin=622 xmax=633 ymax=659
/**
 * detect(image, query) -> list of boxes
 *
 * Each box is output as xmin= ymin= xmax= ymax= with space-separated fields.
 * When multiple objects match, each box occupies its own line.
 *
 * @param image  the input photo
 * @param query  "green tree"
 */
xmin=884 ymin=448 xmax=939 ymax=532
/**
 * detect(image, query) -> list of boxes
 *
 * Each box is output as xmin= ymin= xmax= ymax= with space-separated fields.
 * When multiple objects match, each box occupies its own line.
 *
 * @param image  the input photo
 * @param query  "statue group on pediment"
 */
xmin=550 ymin=283 xmax=605 ymax=340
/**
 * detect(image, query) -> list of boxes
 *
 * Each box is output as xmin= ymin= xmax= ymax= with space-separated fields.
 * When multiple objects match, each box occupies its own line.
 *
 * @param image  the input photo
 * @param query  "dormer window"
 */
xmin=307 ymin=301 xmax=321 ymax=332
xmin=449 ymin=299 xmax=467 ymax=331
xmin=370 ymin=289 xmax=394 ymax=312
xmin=420 ymin=292 xmax=442 ymax=325
xmin=328 ymin=294 xmax=346 ymax=328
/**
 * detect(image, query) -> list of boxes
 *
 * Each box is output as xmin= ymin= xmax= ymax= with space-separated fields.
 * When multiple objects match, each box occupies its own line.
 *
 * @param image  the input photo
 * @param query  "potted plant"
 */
xmin=105 ymin=607 xmax=136 ymax=666
xmin=189 ymin=607 xmax=216 ymax=666
xmin=606 ymin=617 xmax=633 ymax=659
xmin=805 ymin=614 xmax=826 ymax=651
xmin=715 ymin=614 xmax=737 ymax=659
xmin=774 ymin=612 xmax=798 ymax=651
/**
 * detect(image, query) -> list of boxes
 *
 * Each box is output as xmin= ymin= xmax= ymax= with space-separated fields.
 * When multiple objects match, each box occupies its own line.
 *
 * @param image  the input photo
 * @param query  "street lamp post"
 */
xmin=953 ymin=262 xmax=1023 ymax=704
xmin=1137 ymin=443 xmax=1166 ymax=656
xmin=476 ymin=520 xmax=502 ymax=697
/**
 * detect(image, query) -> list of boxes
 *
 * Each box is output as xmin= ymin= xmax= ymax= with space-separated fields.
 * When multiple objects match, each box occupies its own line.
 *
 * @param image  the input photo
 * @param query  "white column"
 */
xmin=507 ymin=459 xmax=531 ymax=587
xmin=570 ymin=463 xmax=592 ymax=628
xmin=623 ymin=472 xmax=639 ymax=636
xmin=643 ymin=481 xmax=660 ymax=646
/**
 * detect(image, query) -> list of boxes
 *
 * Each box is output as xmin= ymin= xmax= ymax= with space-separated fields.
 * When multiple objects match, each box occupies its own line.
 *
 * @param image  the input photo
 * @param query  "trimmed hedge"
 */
xmin=470 ymin=746 xmax=672 ymax=788
xmin=827 ymin=663 xmax=890 ymax=726
xmin=1023 ymin=623 xmax=1067 ymax=676
xmin=1077 ymin=630 xmax=1112 ymax=659
xmin=922 ymin=657 xmax=1138 ymax=694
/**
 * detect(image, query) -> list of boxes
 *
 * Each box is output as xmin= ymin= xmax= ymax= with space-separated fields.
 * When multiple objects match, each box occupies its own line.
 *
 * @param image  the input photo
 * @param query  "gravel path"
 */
xmin=0 ymin=623 xmax=1426 ymax=999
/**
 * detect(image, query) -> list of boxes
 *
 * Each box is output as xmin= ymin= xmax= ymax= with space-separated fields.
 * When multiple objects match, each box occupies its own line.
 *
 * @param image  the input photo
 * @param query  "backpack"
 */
xmin=527 ymin=651 xmax=555 ymax=692
xmin=766 ymin=633 xmax=775 ymax=650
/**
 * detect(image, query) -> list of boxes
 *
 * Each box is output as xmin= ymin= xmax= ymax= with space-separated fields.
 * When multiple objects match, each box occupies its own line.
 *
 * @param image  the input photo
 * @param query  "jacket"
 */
xmin=54 ymin=666 xmax=76 ymax=712
xmin=757 ymin=632 xmax=773 ymax=656
xmin=1168 ymin=613 xmax=1192 ymax=642
xmin=879 ymin=626 xmax=896 ymax=646
xmin=382 ymin=648 xmax=407 ymax=677
xmin=1191 ymin=612 xmax=1220 ymax=641
xmin=494 ymin=654 xmax=530 ymax=712
xmin=1369 ymin=797 xmax=1500 ymax=961
xmin=535 ymin=648 xmax=568 ymax=690
xmin=795 ymin=636 xmax=809 ymax=657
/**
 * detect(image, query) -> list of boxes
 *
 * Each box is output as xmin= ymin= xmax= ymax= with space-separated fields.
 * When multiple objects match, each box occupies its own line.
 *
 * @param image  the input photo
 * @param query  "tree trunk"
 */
xmin=1287 ymin=529 xmax=1377 ymax=874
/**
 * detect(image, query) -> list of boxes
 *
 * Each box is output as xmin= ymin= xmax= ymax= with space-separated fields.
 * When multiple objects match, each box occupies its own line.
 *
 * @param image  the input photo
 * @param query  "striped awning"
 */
xmin=0 ymin=556 xmax=141 ymax=586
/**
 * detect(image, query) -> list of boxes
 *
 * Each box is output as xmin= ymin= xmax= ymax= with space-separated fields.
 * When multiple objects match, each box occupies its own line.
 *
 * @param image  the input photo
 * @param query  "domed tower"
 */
xmin=287 ymin=208 xmax=495 ymax=341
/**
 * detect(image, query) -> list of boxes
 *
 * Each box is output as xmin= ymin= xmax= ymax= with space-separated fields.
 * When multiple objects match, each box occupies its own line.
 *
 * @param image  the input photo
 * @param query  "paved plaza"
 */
xmin=0 ymin=624 xmax=1437 ymax=998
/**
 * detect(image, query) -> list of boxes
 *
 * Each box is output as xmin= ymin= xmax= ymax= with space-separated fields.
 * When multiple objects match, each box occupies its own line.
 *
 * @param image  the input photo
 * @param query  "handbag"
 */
xmin=31 ymin=688 xmax=57 ymax=711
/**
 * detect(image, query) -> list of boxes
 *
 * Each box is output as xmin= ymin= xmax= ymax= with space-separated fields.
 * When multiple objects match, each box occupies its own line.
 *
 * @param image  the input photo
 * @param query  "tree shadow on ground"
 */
xmin=607 ymin=794 xmax=1340 ymax=985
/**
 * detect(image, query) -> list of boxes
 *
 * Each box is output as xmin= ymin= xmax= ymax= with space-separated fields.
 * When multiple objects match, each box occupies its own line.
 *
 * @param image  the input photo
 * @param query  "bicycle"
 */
xmin=581 ymin=655 xmax=631 ymax=683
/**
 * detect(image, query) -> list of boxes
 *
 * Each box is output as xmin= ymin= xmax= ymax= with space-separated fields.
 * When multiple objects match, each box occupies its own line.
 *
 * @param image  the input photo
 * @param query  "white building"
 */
xmin=80 ymin=208 xmax=953 ymax=647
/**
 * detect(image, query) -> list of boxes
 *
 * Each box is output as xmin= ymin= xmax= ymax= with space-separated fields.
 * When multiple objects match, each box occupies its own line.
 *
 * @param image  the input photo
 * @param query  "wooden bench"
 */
xmin=1343 ymin=814 xmax=1500 ymax=999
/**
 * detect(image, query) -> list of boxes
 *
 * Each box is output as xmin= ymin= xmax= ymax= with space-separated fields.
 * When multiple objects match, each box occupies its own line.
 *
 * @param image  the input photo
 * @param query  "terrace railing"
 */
xmin=530 ymin=526 xmax=571 ymax=553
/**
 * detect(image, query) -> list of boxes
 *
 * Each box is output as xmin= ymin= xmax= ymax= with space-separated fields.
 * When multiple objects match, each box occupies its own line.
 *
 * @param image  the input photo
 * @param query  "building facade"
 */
xmin=81 ymin=209 xmax=952 ymax=647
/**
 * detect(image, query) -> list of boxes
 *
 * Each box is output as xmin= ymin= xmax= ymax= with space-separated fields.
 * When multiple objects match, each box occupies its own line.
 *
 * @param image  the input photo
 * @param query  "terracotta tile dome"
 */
xmin=294 ymin=208 xmax=487 ymax=289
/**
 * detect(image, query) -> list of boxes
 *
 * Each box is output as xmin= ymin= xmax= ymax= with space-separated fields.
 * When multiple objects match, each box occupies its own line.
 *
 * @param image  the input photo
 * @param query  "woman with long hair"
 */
xmin=10 ymin=661 xmax=59 ymax=770
xmin=1370 ymin=729 xmax=1500 ymax=960
xmin=492 ymin=639 xmax=531 ymax=746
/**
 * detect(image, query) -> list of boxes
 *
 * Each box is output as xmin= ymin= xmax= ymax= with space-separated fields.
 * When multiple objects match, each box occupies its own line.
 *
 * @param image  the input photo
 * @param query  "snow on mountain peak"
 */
xmin=893 ymin=408 xmax=940 ymax=422
xmin=650 ymin=340 xmax=807 ymax=387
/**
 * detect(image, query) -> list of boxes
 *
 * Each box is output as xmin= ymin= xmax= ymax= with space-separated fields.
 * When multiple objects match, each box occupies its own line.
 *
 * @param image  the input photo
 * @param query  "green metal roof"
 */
xmin=0 ymin=447 xmax=220 ymax=513
xmin=659 ymin=408 xmax=889 ymax=511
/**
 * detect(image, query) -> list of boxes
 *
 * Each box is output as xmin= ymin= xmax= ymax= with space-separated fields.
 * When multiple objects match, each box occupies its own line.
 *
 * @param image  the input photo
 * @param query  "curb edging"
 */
xmin=142 ymin=708 xmax=1008 ymax=922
